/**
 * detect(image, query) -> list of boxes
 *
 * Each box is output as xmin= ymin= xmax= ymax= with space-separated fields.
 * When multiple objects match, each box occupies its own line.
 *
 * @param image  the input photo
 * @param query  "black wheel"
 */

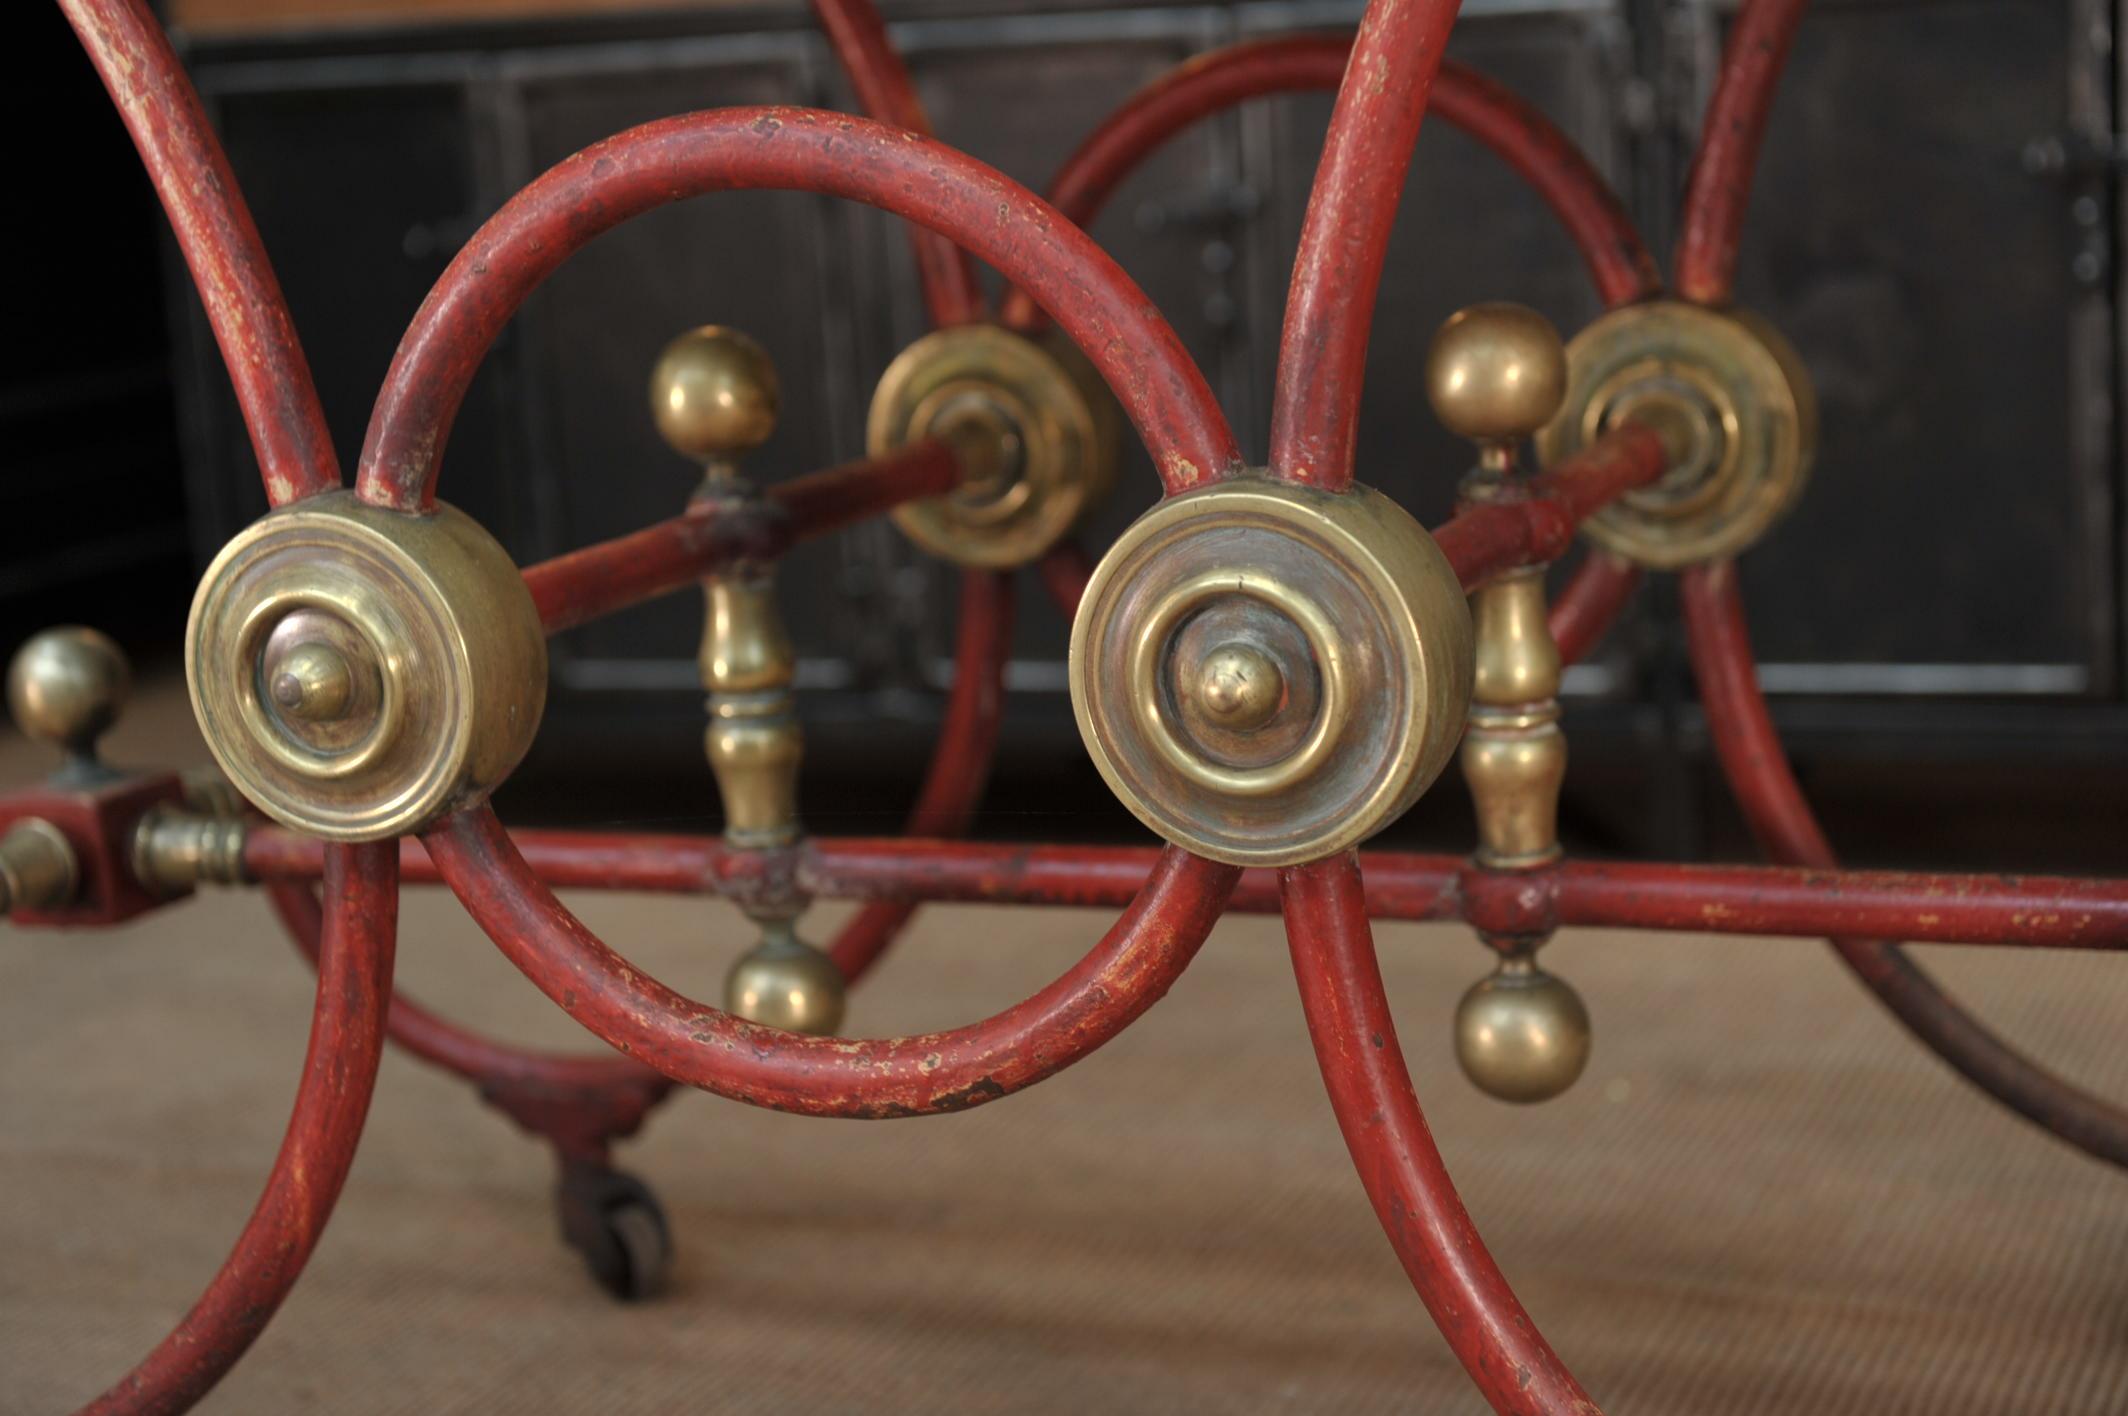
xmin=557 ymin=1161 xmax=672 ymax=1301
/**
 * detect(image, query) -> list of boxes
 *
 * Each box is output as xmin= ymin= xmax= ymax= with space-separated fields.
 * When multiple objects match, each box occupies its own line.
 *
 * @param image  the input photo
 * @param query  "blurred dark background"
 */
xmin=12 ymin=0 xmax=2125 ymax=870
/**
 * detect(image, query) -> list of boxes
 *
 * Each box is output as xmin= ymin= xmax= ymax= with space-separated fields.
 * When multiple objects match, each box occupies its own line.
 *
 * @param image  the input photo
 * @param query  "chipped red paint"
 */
xmin=80 ymin=843 xmax=396 ymax=1416
xmin=266 ymin=882 xmax=673 ymax=1162
xmin=424 ymin=804 xmax=1237 ymax=1117
xmin=1000 ymin=39 xmax=1657 ymax=332
xmin=59 ymin=0 xmax=338 ymax=508
xmin=809 ymin=0 xmax=985 ymax=328
xmin=1433 ymin=421 xmax=1669 ymax=589
xmin=1266 ymin=0 xmax=1468 ymax=492
xmin=1282 ymin=854 xmax=1601 ymax=1415
xmin=1682 ymin=562 xmax=2128 ymax=1169
xmin=1673 ymin=0 xmax=1812 ymax=305
xmin=524 ymin=439 xmax=959 ymax=634
xmin=828 ymin=569 xmax=1014 ymax=983
xmin=1547 ymin=552 xmax=1644 ymax=667
xmin=355 ymin=107 xmax=1241 ymax=515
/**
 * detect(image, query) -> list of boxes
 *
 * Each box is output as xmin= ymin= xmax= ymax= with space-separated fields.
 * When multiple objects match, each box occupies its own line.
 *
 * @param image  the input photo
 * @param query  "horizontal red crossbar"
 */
xmin=240 ymin=829 xmax=2128 ymax=951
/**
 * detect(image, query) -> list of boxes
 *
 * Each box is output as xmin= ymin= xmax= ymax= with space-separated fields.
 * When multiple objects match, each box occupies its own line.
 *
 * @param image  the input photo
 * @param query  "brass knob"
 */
xmin=724 ymin=924 xmax=846 ymax=1036
xmin=266 ymin=640 xmax=357 ymax=723
xmin=0 ymin=818 xmax=79 ymax=914
xmin=1453 ymin=956 xmax=1591 ymax=1103
xmin=1192 ymin=642 xmax=1285 ymax=733
xmin=7 ymin=627 xmax=129 ymax=765
xmin=650 ymin=326 xmax=780 ymax=465
xmin=1425 ymin=303 xmax=1568 ymax=464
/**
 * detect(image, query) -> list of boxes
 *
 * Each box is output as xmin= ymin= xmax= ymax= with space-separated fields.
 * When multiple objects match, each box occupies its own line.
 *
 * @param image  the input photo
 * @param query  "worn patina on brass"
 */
xmin=651 ymin=326 xmax=845 ymax=1036
xmin=185 ymin=492 xmax=548 ymax=842
xmin=869 ymin=324 xmax=1117 ymax=568
xmin=1538 ymin=299 xmax=1816 ymax=568
xmin=1432 ymin=302 xmax=1592 ymax=1104
xmin=1070 ymin=476 xmax=1472 ymax=867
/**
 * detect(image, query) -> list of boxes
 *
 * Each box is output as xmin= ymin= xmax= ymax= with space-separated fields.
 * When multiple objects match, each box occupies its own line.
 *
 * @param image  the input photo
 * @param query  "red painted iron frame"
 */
xmin=38 ymin=0 xmax=2127 ymax=1411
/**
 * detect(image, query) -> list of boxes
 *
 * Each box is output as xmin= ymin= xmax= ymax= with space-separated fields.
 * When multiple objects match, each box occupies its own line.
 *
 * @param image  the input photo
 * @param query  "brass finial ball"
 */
xmin=1454 ymin=959 xmax=1591 ymax=1104
xmin=1425 ymin=302 xmax=1568 ymax=445
xmin=725 ymin=929 xmax=846 ymax=1036
xmin=650 ymin=326 xmax=780 ymax=463
xmin=7 ymin=626 xmax=129 ymax=757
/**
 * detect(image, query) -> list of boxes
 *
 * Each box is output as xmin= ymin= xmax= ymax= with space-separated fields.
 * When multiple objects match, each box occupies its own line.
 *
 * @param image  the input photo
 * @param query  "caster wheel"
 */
xmin=557 ymin=1162 xmax=672 ymax=1301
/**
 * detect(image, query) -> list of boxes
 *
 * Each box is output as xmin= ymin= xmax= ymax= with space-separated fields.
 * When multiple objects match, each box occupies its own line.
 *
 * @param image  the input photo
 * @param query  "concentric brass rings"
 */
xmin=1537 ymin=300 xmax=1817 ymax=568
xmin=1071 ymin=477 xmax=1472 ymax=867
xmin=186 ymin=492 xmax=547 ymax=841
xmin=869 ymin=325 xmax=1116 ymax=568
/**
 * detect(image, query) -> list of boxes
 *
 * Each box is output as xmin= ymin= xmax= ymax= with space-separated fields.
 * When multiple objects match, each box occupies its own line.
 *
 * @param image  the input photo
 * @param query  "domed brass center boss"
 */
xmin=1072 ymin=478 xmax=1471 ymax=867
xmin=187 ymin=492 xmax=547 ymax=842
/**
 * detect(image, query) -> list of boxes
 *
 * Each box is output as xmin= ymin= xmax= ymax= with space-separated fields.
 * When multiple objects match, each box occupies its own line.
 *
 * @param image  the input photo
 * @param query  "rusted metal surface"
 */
xmin=1673 ymin=0 xmax=1812 ymax=305
xmin=809 ymin=0 xmax=984 ymax=328
xmin=827 ymin=569 xmax=1013 ymax=983
xmin=1266 ymin=0 xmax=1468 ymax=491
xmin=58 ymin=0 xmax=337 ymax=508
xmin=79 ymin=843 xmax=396 ymax=1416
xmin=1434 ymin=421 xmax=1668 ymax=589
xmin=1281 ymin=854 xmax=1600 ymax=1415
xmin=353 ymin=107 xmax=1241 ymax=515
xmin=424 ymin=804 xmax=1238 ymax=1117
xmin=1683 ymin=561 xmax=2128 ymax=1170
xmin=1000 ymin=38 xmax=1656 ymax=332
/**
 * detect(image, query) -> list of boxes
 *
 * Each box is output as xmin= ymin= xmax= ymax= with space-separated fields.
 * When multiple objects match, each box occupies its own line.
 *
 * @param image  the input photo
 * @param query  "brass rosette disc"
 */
xmin=186 ymin=491 xmax=548 ymax=841
xmin=869 ymin=325 xmax=1117 ymax=569
xmin=1070 ymin=478 xmax=1473 ymax=867
xmin=1536 ymin=300 xmax=1817 ymax=569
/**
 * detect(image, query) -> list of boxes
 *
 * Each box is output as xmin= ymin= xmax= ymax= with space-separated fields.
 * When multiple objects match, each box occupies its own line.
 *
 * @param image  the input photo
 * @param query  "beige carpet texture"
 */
xmin=6 ymin=691 xmax=2128 ymax=1413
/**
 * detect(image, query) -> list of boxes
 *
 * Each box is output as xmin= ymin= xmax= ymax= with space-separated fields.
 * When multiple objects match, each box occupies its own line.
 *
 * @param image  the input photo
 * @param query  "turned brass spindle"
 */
xmin=1427 ymin=303 xmax=1590 ymax=1104
xmin=651 ymin=327 xmax=844 ymax=1036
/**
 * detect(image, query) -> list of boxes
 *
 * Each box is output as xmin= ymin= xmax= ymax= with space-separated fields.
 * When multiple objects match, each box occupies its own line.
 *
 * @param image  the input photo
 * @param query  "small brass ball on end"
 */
xmin=7 ymin=627 xmax=129 ymax=759
xmin=1454 ymin=958 xmax=1591 ymax=1104
xmin=650 ymin=326 xmax=780 ymax=464
xmin=725 ymin=926 xmax=846 ymax=1036
xmin=1425 ymin=302 xmax=1568 ymax=450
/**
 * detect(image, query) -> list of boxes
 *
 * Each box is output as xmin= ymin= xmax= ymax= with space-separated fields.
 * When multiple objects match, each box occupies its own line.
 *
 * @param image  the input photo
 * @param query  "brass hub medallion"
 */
xmin=186 ymin=492 xmax=548 ymax=841
xmin=1070 ymin=478 xmax=1472 ymax=867
xmin=1536 ymin=300 xmax=1817 ymax=569
xmin=869 ymin=325 xmax=1117 ymax=569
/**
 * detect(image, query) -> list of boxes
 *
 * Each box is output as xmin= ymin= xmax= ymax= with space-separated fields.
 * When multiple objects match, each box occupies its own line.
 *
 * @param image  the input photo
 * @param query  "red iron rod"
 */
xmin=1282 ymin=855 xmax=1597 ymax=1414
xmin=243 ymin=830 xmax=2128 ymax=951
xmin=1001 ymin=40 xmax=1656 ymax=330
xmin=1434 ymin=422 xmax=1668 ymax=589
xmin=809 ymin=0 xmax=984 ymax=327
xmin=1548 ymin=552 xmax=1643 ymax=667
xmin=524 ymin=439 xmax=959 ymax=635
xmin=1036 ymin=540 xmax=1097 ymax=617
xmin=1682 ymin=561 xmax=2128 ymax=1169
xmin=355 ymin=108 xmax=1240 ymax=514
xmin=60 ymin=0 xmax=338 ymax=507
xmin=1672 ymin=0 xmax=1811 ymax=304
xmin=423 ymin=805 xmax=1239 ymax=1116
xmin=827 ymin=569 xmax=1014 ymax=983
xmin=1266 ymin=0 xmax=1467 ymax=492
xmin=80 ymin=843 xmax=397 ymax=1416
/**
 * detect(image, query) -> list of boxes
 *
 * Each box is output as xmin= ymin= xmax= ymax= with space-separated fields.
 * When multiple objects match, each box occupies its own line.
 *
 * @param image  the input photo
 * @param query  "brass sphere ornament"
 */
xmin=1537 ymin=300 xmax=1817 ymax=568
xmin=1425 ymin=302 xmax=1569 ymax=456
xmin=1454 ymin=956 xmax=1592 ymax=1104
xmin=8 ymin=627 xmax=130 ymax=763
xmin=186 ymin=491 xmax=547 ymax=842
xmin=725 ymin=924 xmax=846 ymax=1036
xmin=870 ymin=325 xmax=1117 ymax=568
xmin=651 ymin=326 xmax=780 ymax=464
xmin=1071 ymin=477 xmax=1472 ymax=867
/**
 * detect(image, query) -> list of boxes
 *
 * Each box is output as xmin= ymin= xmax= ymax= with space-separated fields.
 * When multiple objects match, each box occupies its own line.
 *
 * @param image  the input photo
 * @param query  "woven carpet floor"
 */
xmin=6 ymin=689 xmax=2128 ymax=1413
